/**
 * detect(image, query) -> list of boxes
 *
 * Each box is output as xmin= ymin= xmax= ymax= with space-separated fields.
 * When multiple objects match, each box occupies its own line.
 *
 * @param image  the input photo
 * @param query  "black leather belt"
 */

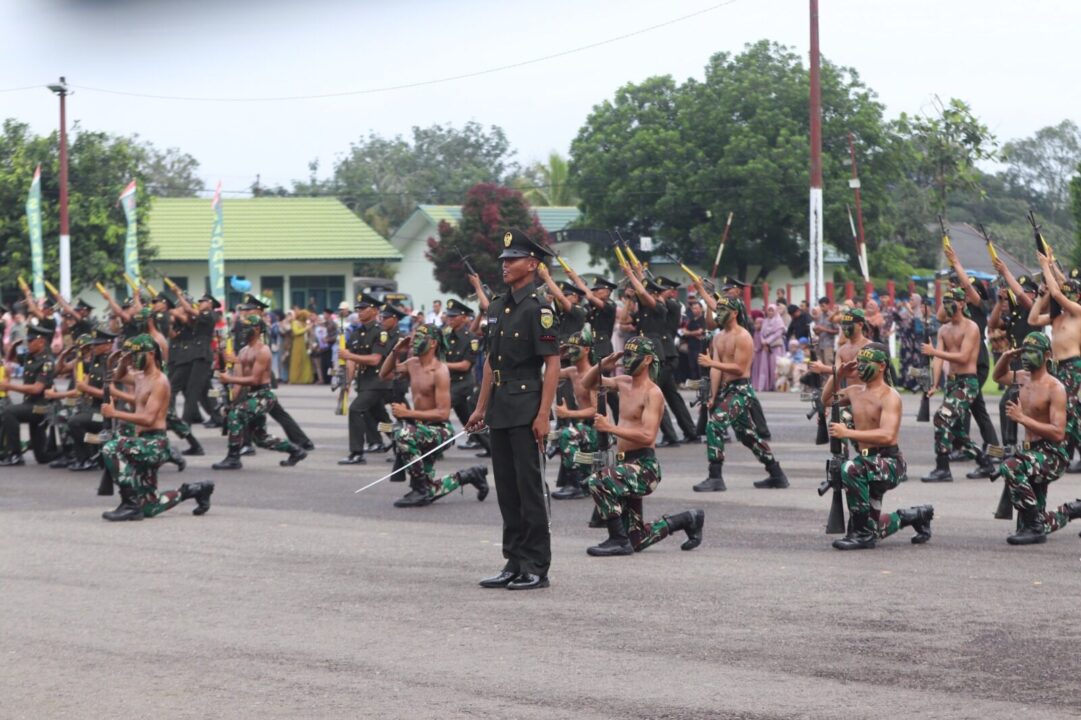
xmin=947 ymin=373 xmax=977 ymax=380
xmin=860 ymin=445 xmax=901 ymax=458
xmin=616 ymin=448 xmax=655 ymax=462
xmin=492 ymin=369 xmax=537 ymax=386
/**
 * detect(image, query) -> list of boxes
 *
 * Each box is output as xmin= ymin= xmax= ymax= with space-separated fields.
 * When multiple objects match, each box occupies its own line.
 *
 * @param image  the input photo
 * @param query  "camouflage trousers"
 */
xmin=933 ymin=375 xmax=981 ymax=457
xmin=167 ymin=411 xmax=192 ymax=441
xmin=1051 ymin=357 xmax=1081 ymax=451
xmin=557 ymin=421 xmax=598 ymax=470
xmin=102 ymin=431 xmax=183 ymax=517
xmin=585 ymin=450 xmax=672 ymax=552
xmin=840 ymin=452 xmax=909 ymax=538
xmin=1001 ymin=440 xmax=1074 ymax=533
xmin=706 ymin=381 xmax=775 ymax=467
xmin=226 ymin=388 xmax=295 ymax=454
xmin=394 ymin=421 xmax=461 ymax=500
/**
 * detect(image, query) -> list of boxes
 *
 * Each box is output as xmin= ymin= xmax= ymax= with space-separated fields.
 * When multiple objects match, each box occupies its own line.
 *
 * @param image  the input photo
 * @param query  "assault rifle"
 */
xmin=94 ymin=349 xmax=127 ymax=497
xmin=817 ymin=366 xmax=847 ymax=534
xmin=915 ymin=320 xmax=934 ymax=422
xmin=333 ymin=332 xmax=348 ymax=415
xmin=800 ymin=346 xmax=829 ymax=445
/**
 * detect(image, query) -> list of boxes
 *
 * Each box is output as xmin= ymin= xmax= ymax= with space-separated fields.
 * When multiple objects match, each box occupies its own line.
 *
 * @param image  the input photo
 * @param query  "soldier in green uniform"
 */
xmin=64 ymin=328 xmax=118 ymax=471
xmin=100 ymin=334 xmax=214 ymax=521
xmin=369 ymin=303 xmax=406 ymax=453
xmin=821 ymin=342 xmax=934 ymax=550
xmin=211 ymin=316 xmax=307 ymax=470
xmin=171 ymin=292 xmax=223 ymax=427
xmin=379 ymin=324 xmax=489 ymax=507
xmin=467 ymin=229 xmax=561 ymax=591
xmin=442 ymin=299 xmax=490 ymax=457
xmin=580 ymin=337 xmax=705 ymax=555
xmin=991 ymin=332 xmax=1081 ymax=544
xmin=0 ymin=319 xmax=58 ymax=466
xmin=338 ymin=293 xmax=392 ymax=465
xmin=656 ymin=276 xmax=699 ymax=443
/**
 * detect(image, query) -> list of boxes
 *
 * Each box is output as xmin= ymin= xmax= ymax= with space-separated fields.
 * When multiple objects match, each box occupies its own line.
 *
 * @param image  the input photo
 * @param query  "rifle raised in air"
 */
xmin=818 ymin=365 xmax=848 ymax=534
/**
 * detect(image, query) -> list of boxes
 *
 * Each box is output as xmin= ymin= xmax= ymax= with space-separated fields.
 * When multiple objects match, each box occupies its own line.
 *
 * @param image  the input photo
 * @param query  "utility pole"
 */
xmin=848 ymin=132 xmax=871 ymax=298
xmin=47 ymin=77 xmax=71 ymax=299
xmin=808 ymin=0 xmax=824 ymax=303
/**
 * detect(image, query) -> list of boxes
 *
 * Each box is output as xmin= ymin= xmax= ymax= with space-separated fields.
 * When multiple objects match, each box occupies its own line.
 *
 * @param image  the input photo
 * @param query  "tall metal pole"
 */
xmin=808 ymin=0 xmax=824 ymax=302
xmin=49 ymin=77 xmax=72 ymax=299
xmin=848 ymin=132 xmax=870 ymax=298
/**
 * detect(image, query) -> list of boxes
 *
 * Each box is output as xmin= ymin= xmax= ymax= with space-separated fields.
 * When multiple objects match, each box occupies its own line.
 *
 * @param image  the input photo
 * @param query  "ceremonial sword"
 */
xmin=353 ymin=429 xmax=469 ymax=494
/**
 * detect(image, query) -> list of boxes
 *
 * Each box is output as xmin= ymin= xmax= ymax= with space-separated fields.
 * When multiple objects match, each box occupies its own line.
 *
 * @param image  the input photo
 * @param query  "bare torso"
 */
xmin=404 ymin=356 xmax=449 ymax=416
xmin=134 ymin=371 xmax=169 ymax=433
xmin=939 ymin=318 xmax=979 ymax=375
xmin=713 ymin=325 xmax=753 ymax=382
xmin=1050 ymin=311 xmax=1081 ymax=359
xmin=237 ymin=342 xmax=273 ymax=385
xmin=1017 ymin=372 xmax=1059 ymax=441
xmin=607 ymin=377 xmax=663 ymax=452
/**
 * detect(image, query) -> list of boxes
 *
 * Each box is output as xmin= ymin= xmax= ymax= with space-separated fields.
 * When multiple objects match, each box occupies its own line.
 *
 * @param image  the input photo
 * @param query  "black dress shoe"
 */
xmin=280 ymin=449 xmax=307 ymax=467
xmin=300 ymin=441 xmax=316 ymax=452
xmin=202 ymin=418 xmax=223 ymax=429
xmin=239 ymin=445 xmax=256 ymax=457
xmin=0 ymin=454 xmax=26 ymax=466
xmin=478 ymin=570 xmax=519 ymax=588
xmin=507 ymin=573 xmax=550 ymax=590
xmin=657 ymin=438 xmax=680 ymax=448
xmin=475 ymin=450 xmax=491 ymax=458
xmin=49 ymin=456 xmax=74 ymax=469
xmin=337 ymin=453 xmax=367 ymax=465
xmin=682 ymin=435 xmax=702 ymax=444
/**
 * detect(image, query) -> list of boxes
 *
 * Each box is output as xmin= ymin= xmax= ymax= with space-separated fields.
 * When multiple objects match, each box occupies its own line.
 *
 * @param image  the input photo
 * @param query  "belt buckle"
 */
xmin=493 ymin=369 xmax=502 ymax=385
xmin=860 ymin=448 xmax=869 ymax=457
xmin=616 ymin=450 xmax=625 ymax=461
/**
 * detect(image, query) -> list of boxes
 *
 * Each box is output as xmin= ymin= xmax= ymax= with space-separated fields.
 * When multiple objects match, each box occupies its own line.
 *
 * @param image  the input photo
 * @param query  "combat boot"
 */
xmin=693 ymin=462 xmax=726 ymax=492
xmin=393 ymin=488 xmax=432 ymax=508
xmin=182 ymin=435 xmax=205 ymax=457
xmin=102 ymin=487 xmax=143 ymax=522
xmin=587 ymin=516 xmax=634 ymax=556
xmin=456 ymin=465 xmax=489 ymax=501
xmin=212 ymin=449 xmax=243 ymax=470
xmin=1007 ymin=508 xmax=1047 ymax=545
xmin=279 ymin=445 xmax=307 ymax=467
xmin=753 ymin=460 xmax=789 ymax=489
xmin=921 ymin=454 xmax=953 ymax=482
xmin=965 ymin=449 xmax=995 ymax=479
xmin=179 ymin=481 xmax=215 ymax=516
xmin=552 ymin=466 xmax=587 ymax=499
xmin=165 ymin=445 xmax=186 ymax=472
xmin=897 ymin=505 xmax=934 ymax=544
xmin=1064 ymin=499 xmax=1081 ymax=537
xmin=832 ymin=512 xmax=876 ymax=550
xmin=664 ymin=509 xmax=705 ymax=550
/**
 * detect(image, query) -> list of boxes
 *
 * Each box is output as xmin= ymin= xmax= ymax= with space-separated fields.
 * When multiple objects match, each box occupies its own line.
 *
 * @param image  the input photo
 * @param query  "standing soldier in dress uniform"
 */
xmin=821 ymin=342 xmax=934 ymax=550
xmin=443 ymin=299 xmax=490 ymax=457
xmin=338 ymin=293 xmax=391 ymax=465
xmin=211 ymin=315 xmax=307 ymax=470
xmin=380 ymin=325 xmax=489 ymax=508
xmin=467 ymin=229 xmax=561 ymax=591
xmin=580 ymin=337 xmax=705 ymax=555
xmin=171 ymin=293 xmax=223 ymax=428
xmin=567 ymin=273 xmax=620 ymax=421
xmin=66 ymin=328 xmax=119 ymax=471
xmin=991 ymin=332 xmax=1081 ymax=544
xmin=695 ymin=296 xmax=790 ymax=490
xmin=536 ymin=265 xmax=587 ymax=429
xmin=921 ymin=287 xmax=996 ymax=481
xmin=0 ymin=319 xmax=58 ymax=466
xmin=656 ymin=276 xmax=699 ymax=443
xmin=100 ymin=334 xmax=215 ymax=521
xmin=369 ymin=303 xmax=406 ymax=453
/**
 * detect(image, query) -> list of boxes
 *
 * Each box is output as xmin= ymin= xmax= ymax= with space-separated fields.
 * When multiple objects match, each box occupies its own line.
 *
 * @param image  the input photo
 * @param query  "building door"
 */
xmin=290 ymin=275 xmax=345 ymax=314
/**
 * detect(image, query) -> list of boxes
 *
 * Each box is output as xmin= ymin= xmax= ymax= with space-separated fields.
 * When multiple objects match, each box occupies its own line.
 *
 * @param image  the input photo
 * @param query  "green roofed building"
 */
xmin=389 ymin=204 xmax=582 ymax=314
xmin=145 ymin=197 xmax=399 ymax=312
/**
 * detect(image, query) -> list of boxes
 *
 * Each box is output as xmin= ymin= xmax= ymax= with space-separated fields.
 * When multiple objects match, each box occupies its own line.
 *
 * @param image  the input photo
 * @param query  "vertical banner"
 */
xmin=118 ymin=180 xmax=140 ymax=288
xmin=209 ymin=181 xmax=225 ymax=303
xmin=26 ymin=165 xmax=45 ymax=299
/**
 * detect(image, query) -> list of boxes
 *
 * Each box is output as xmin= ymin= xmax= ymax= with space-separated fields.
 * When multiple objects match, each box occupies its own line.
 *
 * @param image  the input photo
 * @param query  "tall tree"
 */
xmin=137 ymin=142 xmax=202 ymax=197
xmin=326 ymin=122 xmax=517 ymax=237
xmin=426 ymin=183 xmax=548 ymax=298
xmin=1070 ymin=161 xmax=1081 ymax=268
xmin=569 ymin=41 xmax=893 ymax=279
xmin=1001 ymin=119 xmax=1081 ymax=227
xmin=514 ymin=151 xmax=578 ymax=207
xmin=0 ymin=119 xmax=159 ymax=293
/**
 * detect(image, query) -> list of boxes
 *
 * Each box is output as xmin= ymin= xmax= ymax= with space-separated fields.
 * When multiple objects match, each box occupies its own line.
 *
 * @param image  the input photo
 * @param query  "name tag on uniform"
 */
xmin=32 ymin=405 xmax=49 ymax=415
xmin=84 ymin=432 xmax=102 ymax=445
xmin=92 ymin=413 xmax=104 ymax=423
xmin=62 ymin=398 xmax=77 ymax=407
xmin=208 ymin=389 xmax=221 ymax=399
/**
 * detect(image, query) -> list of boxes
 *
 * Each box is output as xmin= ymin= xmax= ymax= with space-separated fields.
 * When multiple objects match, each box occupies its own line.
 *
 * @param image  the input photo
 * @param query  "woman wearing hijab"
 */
xmin=754 ymin=304 xmax=786 ymax=391
xmin=289 ymin=310 xmax=315 ymax=385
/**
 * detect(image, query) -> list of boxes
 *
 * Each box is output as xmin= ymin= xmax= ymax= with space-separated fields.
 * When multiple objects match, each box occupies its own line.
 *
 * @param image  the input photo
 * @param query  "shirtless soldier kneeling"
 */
xmin=100 ymin=335 xmax=214 ymax=521
xmin=991 ymin=332 xmax=1081 ymax=545
xmin=822 ymin=343 xmax=933 ymax=550
xmin=580 ymin=336 xmax=704 ymax=556
xmin=381 ymin=324 xmax=489 ymax=508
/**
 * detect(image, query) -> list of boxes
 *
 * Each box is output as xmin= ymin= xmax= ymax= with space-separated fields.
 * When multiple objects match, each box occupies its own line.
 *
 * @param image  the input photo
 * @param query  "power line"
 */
xmin=65 ymin=1 xmax=739 ymax=103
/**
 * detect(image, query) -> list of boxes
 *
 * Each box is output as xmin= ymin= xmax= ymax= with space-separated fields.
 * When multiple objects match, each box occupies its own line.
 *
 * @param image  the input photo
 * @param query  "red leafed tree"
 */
xmin=427 ymin=183 xmax=550 ymax=298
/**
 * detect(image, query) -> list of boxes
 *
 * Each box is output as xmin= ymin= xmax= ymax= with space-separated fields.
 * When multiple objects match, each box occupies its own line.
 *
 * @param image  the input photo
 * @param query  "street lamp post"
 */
xmin=47 ymin=76 xmax=71 ymax=299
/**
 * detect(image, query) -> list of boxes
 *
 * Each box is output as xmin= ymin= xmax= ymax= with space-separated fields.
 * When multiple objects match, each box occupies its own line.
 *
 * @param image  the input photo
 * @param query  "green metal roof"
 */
xmin=417 ymin=204 xmax=580 ymax=231
xmin=148 ymin=197 xmax=400 ymax=262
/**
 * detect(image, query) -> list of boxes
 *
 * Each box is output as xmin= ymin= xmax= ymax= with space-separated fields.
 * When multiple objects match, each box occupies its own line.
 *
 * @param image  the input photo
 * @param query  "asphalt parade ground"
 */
xmin=3 ymin=385 xmax=1081 ymax=720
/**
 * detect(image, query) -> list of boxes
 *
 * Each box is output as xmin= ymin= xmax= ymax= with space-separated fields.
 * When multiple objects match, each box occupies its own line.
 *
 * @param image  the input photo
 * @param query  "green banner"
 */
xmin=119 ymin=180 xmax=140 ymax=285
xmin=26 ymin=165 xmax=45 ymax=299
xmin=209 ymin=183 xmax=225 ymax=302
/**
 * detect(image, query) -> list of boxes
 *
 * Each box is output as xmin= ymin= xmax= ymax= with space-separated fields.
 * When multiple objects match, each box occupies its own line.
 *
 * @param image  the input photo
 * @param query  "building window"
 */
xmin=290 ymin=275 xmax=345 ymax=313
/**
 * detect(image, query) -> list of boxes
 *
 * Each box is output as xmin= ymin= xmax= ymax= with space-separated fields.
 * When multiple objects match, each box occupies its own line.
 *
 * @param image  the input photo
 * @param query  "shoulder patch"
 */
xmin=539 ymin=307 xmax=554 ymax=330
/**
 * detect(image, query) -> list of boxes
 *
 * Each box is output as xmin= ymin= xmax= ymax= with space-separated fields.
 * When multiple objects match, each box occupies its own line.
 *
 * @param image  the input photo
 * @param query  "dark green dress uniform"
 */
xmin=630 ymin=281 xmax=680 ymax=444
xmin=658 ymin=283 xmax=698 ymax=441
xmin=343 ymin=309 xmax=396 ymax=460
xmin=587 ymin=276 xmax=620 ymax=422
xmin=369 ymin=306 xmax=406 ymax=449
xmin=67 ymin=329 xmax=117 ymax=466
xmin=0 ymin=322 xmax=58 ymax=465
xmin=483 ymin=230 xmax=559 ymax=583
xmin=444 ymin=302 xmax=490 ymax=453
xmin=998 ymin=277 xmax=1037 ymax=448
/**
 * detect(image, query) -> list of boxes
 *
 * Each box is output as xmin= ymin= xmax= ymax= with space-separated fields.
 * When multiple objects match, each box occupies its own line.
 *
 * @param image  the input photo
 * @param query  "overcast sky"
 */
xmin=3 ymin=0 xmax=1079 ymax=196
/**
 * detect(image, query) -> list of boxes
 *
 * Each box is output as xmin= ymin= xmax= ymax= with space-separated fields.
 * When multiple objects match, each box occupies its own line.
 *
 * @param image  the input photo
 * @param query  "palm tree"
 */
xmin=518 ymin=152 xmax=578 ymax=207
